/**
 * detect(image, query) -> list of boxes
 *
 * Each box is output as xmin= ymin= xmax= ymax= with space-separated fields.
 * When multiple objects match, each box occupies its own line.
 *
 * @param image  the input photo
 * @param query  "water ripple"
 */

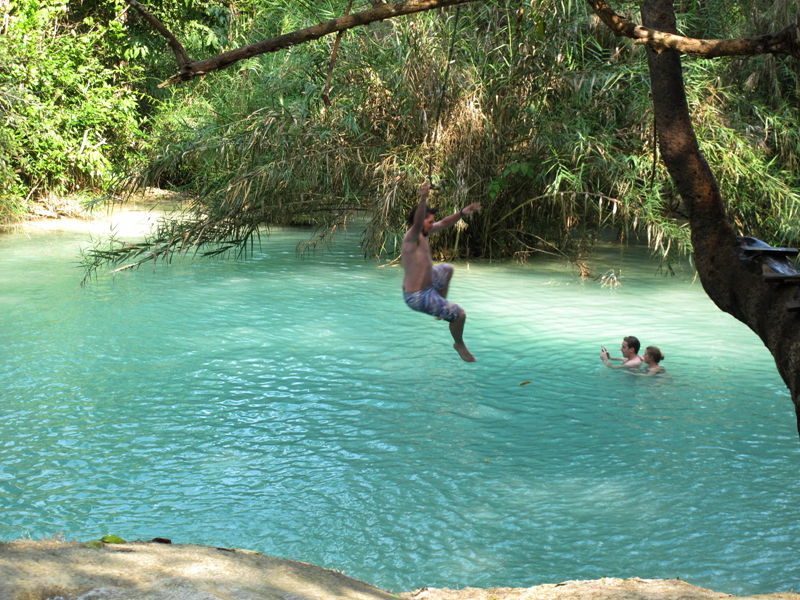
xmin=2 ymin=230 xmax=799 ymax=594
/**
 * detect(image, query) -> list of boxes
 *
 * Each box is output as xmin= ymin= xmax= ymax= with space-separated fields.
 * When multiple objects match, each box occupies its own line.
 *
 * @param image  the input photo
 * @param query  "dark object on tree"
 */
xmin=738 ymin=238 xmax=800 ymax=314
xmin=738 ymin=237 xmax=799 ymax=259
xmin=763 ymin=273 xmax=800 ymax=284
xmin=738 ymin=236 xmax=799 ymax=277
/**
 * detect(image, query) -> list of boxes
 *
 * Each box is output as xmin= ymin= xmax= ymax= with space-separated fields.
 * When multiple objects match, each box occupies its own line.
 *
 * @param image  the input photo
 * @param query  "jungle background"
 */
xmin=1 ymin=0 xmax=797 ymax=268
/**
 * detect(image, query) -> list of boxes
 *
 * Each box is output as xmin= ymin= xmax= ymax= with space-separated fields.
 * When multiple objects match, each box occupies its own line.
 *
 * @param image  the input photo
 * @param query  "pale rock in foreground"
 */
xmin=2 ymin=540 xmax=798 ymax=600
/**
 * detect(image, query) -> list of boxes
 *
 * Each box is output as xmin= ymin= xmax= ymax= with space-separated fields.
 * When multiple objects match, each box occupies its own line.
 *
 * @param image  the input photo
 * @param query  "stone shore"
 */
xmin=2 ymin=539 xmax=799 ymax=600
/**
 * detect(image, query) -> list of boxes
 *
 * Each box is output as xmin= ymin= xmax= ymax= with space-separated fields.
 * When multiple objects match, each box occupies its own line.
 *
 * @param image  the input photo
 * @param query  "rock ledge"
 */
xmin=1 ymin=540 xmax=797 ymax=600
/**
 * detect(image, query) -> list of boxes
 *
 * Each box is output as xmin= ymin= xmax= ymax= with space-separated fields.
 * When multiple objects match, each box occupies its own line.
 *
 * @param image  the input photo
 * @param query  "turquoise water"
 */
xmin=2 ymin=223 xmax=799 ymax=595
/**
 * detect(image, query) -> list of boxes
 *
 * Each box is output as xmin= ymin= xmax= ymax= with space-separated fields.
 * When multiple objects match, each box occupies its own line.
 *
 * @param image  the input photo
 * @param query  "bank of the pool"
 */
xmin=1 ymin=539 xmax=798 ymax=600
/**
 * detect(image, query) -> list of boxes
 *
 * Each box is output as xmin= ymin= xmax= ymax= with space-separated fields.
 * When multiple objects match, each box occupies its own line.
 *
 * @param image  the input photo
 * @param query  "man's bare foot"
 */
xmin=454 ymin=343 xmax=476 ymax=362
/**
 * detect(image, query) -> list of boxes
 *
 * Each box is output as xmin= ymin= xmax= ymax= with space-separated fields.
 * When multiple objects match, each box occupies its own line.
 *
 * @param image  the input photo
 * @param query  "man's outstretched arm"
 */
xmin=430 ymin=201 xmax=481 ymax=234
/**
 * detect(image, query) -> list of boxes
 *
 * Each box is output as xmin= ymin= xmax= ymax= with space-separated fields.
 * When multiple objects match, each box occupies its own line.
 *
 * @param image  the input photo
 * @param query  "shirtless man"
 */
xmin=600 ymin=336 xmax=643 ymax=368
xmin=402 ymin=182 xmax=481 ymax=362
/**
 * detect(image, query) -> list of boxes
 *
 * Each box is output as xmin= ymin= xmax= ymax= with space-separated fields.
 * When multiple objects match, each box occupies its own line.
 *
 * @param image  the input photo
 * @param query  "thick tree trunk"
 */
xmin=642 ymin=0 xmax=800 ymax=432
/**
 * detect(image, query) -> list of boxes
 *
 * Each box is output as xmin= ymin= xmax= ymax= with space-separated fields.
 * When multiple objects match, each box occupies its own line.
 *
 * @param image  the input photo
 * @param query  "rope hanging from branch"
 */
xmin=322 ymin=0 xmax=355 ymax=107
xmin=427 ymin=5 xmax=462 ymax=184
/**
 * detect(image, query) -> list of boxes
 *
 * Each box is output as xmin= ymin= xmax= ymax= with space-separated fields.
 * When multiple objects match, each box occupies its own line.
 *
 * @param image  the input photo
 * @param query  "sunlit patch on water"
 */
xmin=2 ymin=226 xmax=800 ymax=595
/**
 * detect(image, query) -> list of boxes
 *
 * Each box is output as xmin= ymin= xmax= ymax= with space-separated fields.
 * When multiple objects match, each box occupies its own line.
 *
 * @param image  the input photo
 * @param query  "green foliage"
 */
xmin=82 ymin=534 xmax=127 ymax=548
xmin=0 ymin=0 xmax=257 ymax=223
xmin=85 ymin=0 xmax=800 ymax=273
xmin=5 ymin=0 xmax=799 ymax=270
xmin=0 ymin=0 xmax=144 ymax=222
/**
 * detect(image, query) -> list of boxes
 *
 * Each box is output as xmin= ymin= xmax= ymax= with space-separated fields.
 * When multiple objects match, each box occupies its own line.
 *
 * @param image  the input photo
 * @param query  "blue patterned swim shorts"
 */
xmin=403 ymin=264 xmax=462 ymax=323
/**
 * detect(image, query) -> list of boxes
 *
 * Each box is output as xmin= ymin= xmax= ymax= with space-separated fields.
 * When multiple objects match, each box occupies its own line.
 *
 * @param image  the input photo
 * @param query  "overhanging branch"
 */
xmin=126 ymin=0 xmax=190 ymax=68
xmin=143 ymin=0 xmax=483 ymax=87
xmin=587 ymin=0 xmax=800 ymax=58
xmin=134 ymin=0 xmax=799 ymax=88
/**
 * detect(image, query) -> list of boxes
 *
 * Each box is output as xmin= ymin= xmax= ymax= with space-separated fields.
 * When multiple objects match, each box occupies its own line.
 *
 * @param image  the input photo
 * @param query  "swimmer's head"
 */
xmin=622 ymin=335 xmax=640 ymax=354
xmin=645 ymin=346 xmax=664 ymax=364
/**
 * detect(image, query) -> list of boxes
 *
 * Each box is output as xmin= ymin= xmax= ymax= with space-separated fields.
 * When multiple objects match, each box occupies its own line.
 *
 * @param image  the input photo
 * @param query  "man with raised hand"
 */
xmin=601 ymin=336 xmax=644 ymax=368
xmin=402 ymin=181 xmax=481 ymax=362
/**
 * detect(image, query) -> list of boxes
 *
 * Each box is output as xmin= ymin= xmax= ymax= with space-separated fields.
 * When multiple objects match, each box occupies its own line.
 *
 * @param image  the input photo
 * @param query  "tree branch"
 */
xmin=153 ymin=0 xmax=483 ymax=87
xmin=322 ymin=0 xmax=355 ymax=107
xmin=586 ymin=0 xmax=800 ymax=58
xmin=126 ymin=0 xmax=190 ymax=68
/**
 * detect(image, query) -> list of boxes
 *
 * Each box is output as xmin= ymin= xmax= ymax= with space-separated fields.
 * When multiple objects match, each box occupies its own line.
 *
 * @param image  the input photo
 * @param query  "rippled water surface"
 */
xmin=2 ymin=221 xmax=799 ymax=594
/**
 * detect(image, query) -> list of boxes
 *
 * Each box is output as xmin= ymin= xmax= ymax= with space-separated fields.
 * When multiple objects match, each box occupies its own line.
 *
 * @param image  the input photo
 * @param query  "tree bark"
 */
xmin=641 ymin=0 xmax=800 ymax=433
xmin=588 ymin=0 xmax=800 ymax=58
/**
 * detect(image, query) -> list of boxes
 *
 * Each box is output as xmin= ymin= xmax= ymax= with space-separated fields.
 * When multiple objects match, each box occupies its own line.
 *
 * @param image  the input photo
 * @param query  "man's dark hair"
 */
xmin=406 ymin=205 xmax=438 ymax=227
xmin=624 ymin=335 xmax=641 ymax=353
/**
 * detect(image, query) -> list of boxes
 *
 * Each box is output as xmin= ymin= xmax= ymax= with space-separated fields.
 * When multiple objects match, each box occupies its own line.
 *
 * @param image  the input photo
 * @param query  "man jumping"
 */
xmin=402 ymin=181 xmax=481 ymax=362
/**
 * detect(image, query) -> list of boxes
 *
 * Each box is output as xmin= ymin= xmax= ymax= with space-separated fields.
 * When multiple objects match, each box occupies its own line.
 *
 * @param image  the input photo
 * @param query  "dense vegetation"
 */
xmin=0 ymin=0 xmax=140 ymax=219
xmin=1 ymin=0 xmax=798 ymax=269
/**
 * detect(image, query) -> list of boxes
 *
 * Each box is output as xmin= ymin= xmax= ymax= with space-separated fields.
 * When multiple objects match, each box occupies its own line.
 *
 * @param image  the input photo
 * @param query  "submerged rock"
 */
xmin=1 ymin=539 xmax=797 ymax=600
